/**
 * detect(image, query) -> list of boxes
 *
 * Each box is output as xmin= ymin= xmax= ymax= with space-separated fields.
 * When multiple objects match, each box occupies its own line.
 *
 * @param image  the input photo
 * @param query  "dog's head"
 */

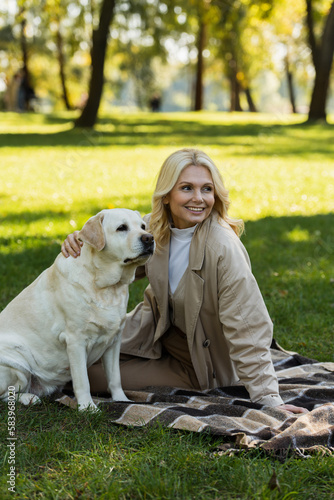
xmin=78 ymin=209 xmax=154 ymax=272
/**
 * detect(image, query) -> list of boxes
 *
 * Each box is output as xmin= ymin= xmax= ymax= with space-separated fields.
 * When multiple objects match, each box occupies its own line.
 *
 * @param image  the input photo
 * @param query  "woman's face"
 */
xmin=164 ymin=165 xmax=215 ymax=229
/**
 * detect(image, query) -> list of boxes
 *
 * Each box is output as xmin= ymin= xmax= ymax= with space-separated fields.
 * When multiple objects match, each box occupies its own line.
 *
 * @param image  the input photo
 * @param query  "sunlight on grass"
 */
xmin=1 ymin=110 xmax=333 ymax=234
xmin=1 ymin=112 xmax=333 ymax=227
xmin=285 ymin=227 xmax=310 ymax=242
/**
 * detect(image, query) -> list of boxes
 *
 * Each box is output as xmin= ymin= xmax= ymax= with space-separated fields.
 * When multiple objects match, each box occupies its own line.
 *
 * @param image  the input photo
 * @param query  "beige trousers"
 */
xmin=87 ymin=326 xmax=200 ymax=393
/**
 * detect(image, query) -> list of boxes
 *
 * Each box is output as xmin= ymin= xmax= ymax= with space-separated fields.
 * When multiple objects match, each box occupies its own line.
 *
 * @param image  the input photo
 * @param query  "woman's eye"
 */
xmin=203 ymin=186 xmax=213 ymax=192
xmin=117 ymin=224 xmax=128 ymax=231
xmin=181 ymin=185 xmax=192 ymax=191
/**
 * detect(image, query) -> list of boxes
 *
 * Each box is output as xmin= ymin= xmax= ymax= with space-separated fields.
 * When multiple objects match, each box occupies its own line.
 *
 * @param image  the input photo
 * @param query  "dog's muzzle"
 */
xmin=140 ymin=233 xmax=154 ymax=253
xmin=137 ymin=233 xmax=155 ymax=258
xmin=124 ymin=233 xmax=155 ymax=263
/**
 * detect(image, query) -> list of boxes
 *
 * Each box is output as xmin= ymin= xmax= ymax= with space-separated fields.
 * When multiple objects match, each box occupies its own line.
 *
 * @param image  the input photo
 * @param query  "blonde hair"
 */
xmin=150 ymin=148 xmax=244 ymax=250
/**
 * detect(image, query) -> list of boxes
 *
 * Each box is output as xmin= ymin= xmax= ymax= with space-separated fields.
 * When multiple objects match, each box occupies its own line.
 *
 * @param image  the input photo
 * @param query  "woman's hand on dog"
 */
xmin=61 ymin=231 xmax=83 ymax=258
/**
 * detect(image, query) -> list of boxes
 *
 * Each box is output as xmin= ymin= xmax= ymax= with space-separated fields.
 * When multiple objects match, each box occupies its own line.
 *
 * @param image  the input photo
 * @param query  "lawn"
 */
xmin=0 ymin=111 xmax=333 ymax=499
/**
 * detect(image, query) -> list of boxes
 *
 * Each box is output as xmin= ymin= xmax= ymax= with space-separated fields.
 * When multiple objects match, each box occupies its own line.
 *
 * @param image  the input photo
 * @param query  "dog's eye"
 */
xmin=141 ymin=224 xmax=146 ymax=230
xmin=116 ymin=224 xmax=128 ymax=232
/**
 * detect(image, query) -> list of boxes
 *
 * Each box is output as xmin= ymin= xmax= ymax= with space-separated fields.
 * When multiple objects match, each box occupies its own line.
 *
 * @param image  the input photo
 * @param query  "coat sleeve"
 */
xmin=133 ymin=213 xmax=151 ymax=281
xmin=120 ymin=285 xmax=162 ymax=359
xmin=216 ymin=236 xmax=283 ymax=406
xmin=133 ymin=265 xmax=147 ymax=281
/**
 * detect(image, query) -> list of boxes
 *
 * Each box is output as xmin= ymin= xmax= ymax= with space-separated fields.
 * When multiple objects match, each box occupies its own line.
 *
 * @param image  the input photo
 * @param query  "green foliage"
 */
xmin=0 ymin=0 xmax=320 ymax=113
xmin=0 ymin=111 xmax=333 ymax=498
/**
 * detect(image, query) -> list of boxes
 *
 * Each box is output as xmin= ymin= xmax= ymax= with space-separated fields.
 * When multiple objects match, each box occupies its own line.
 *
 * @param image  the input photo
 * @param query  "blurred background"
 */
xmin=0 ymin=0 xmax=333 ymax=121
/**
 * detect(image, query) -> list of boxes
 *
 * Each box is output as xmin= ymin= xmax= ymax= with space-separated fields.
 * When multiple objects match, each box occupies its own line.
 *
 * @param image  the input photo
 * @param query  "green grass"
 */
xmin=0 ymin=111 xmax=334 ymax=498
xmin=1 ymin=401 xmax=334 ymax=499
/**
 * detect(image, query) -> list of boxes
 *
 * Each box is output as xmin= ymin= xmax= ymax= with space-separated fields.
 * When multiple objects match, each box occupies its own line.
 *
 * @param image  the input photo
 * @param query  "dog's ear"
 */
xmin=78 ymin=213 xmax=105 ymax=251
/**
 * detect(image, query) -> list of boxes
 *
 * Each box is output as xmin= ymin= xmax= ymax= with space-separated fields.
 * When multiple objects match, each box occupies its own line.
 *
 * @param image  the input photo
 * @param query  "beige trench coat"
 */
xmin=121 ymin=211 xmax=284 ymax=407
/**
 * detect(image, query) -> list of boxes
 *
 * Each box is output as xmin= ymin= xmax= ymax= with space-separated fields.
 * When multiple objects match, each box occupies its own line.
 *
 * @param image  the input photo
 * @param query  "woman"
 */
xmin=62 ymin=148 xmax=307 ymax=414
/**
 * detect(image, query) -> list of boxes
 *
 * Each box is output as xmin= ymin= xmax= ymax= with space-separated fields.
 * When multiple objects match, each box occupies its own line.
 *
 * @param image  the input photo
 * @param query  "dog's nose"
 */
xmin=141 ymin=233 xmax=154 ymax=246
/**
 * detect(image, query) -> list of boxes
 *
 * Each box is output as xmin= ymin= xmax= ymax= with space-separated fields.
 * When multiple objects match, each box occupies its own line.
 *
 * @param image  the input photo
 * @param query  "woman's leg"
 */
xmin=120 ymin=353 xmax=200 ymax=390
xmin=88 ymin=327 xmax=200 ymax=394
xmin=87 ymin=352 xmax=200 ymax=394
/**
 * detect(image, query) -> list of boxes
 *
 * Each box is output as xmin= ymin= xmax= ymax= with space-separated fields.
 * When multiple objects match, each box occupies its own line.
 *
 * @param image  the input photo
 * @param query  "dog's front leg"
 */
xmin=102 ymin=333 xmax=130 ymax=402
xmin=66 ymin=341 xmax=98 ymax=411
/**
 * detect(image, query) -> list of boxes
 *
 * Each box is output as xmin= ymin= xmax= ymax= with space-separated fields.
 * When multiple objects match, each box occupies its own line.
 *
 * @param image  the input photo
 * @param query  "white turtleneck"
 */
xmin=168 ymin=225 xmax=197 ymax=294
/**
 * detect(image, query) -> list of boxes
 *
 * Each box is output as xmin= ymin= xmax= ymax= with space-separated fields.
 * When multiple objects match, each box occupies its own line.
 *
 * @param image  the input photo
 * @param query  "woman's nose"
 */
xmin=192 ymin=189 xmax=203 ymax=202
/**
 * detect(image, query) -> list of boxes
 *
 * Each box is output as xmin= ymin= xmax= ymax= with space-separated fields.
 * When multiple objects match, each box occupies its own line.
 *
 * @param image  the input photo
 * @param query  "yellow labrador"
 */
xmin=0 ymin=209 xmax=154 ymax=410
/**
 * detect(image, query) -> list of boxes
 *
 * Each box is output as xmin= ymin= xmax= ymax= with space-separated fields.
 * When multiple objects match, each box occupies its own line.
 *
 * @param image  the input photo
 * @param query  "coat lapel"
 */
xmin=145 ymin=214 xmax=212 ymax=347
xmin=184 ymin=216 xmax=211 ymax=349
xmin=146 ymin=233 xmax=171 ymax=342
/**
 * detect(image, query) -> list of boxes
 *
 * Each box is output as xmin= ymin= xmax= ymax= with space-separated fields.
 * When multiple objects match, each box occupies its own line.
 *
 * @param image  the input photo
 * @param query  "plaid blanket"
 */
xmin=58 ymin=344 xmax=334 ymax=458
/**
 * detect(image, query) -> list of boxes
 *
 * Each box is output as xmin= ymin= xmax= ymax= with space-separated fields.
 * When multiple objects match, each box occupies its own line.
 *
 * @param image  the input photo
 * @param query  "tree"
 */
xmin=16 ymin=1 xmax=33 ymax=103
xmin=191 ymin=0 xmax=213 ymax=111
xmin=108 ymin=0 xmax=207 ymax=111
xmin=14 ymin=0 xmax=43 ymax=110
xmin=75 ymin=0 xmax=116 ymax=127
xmin=55 ymin=20 xmax=72 ymax=110
xmin=214 ymin=0 xmax=272 ymax=112
xmin=42 ymin=0 xmax=79 ymax=110
xmin=285 ymin=52 xmax=297 ymax=113
xmin=306 ymin=0 xmax=334 ymax=122
xmin=193 ymin=18 xmax=206 ymax=111
xmin=269 ymin=0 xmax=308 ymax=114
xmin=106 ymin=0 xmax=171 ymax=110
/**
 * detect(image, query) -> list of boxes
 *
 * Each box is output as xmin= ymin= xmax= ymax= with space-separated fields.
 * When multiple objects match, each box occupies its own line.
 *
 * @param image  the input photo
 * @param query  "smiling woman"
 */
xmin=148 ymin=148 xmax=244 ymax=251
xmin=162 ymin=165 xmax=215 ymax=229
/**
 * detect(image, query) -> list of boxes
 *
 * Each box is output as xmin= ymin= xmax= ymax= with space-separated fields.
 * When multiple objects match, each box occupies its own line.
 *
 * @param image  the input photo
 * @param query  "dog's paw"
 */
xmin=118 ymin=396 xmax=132 ymax=403
xmin=110 ymin=393 xmax=132 ymax=403
xmin=78 ymin=401 xmax=100 ymax=412
xmin=18 ymin=393 xmax=41 ymax=406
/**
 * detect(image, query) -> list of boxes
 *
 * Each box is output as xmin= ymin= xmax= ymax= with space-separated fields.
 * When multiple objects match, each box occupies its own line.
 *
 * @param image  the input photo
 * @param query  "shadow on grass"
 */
xmin=242 ymin=212 xmax=333 ymax=260
xmin=41 ymin=113 xmax=78 ymax=125
xmin=0 ymin=197 xmax=152 ymax=228
xmin=0 ymin=209 xmax=70 ymax=225
xmin=0 ymin=237 xmax=60 ymax=305
xmin=0 ymin=115 xmax=333 ymax=157
xmin=241 ymin=213 xmax=333 ymax=356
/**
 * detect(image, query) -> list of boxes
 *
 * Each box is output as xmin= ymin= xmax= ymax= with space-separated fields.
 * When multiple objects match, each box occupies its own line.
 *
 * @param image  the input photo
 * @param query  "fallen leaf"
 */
xmin=268 ymin=470 xmax=281 ymax=491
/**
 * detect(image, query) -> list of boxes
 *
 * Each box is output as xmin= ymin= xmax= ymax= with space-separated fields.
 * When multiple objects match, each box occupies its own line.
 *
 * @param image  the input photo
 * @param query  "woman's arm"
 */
xmin=217 ymin=239 xmax=308 ymax=413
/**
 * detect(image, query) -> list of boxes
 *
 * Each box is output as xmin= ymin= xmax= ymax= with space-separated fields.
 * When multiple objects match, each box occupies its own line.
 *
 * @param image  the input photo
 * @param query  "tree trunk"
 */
xmin=229 ymin=63 xmax=243 ymax=112
xmin=244 ymin=87 xmax=257 ymax=112
xmin=20 ymin=15 xmax=33 ymax=111
xmin=305 ymin=0 xmax=319 ymax=69
xmin=193 ymin=20 xmax=206 ymax=111
xmin=21 ymin=18 xmax=28 ymax=71
xmin=75 ymin=0 xmax=116 ymax=127
xmin=285 ymin=54 xmax=297 ymax=113
xmin=230 ymin=76 xmax=243 ymax=111
xmin=56 ymin=24 xmax=72 ymax=111
xmin=306 ymin=0 xmax=334 ymax=122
